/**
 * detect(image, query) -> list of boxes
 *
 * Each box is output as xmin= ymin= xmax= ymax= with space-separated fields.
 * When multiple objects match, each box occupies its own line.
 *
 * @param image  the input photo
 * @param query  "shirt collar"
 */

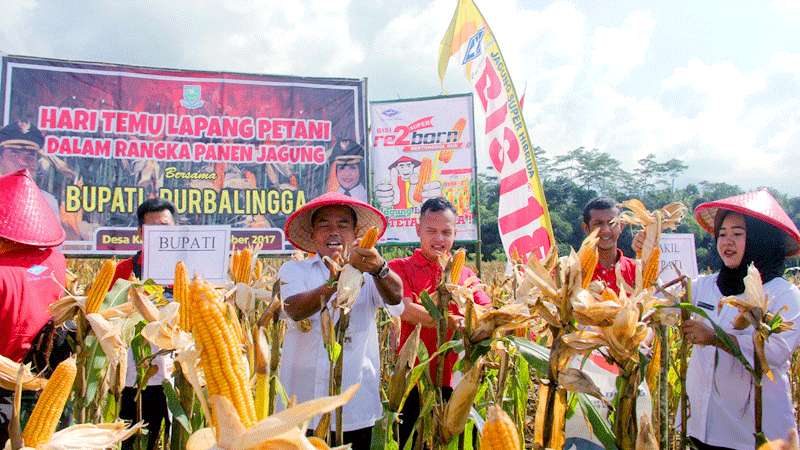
xmin=411 ymin=248 xmax=443 ymax=270
xmin=597 ymin=248 xmax=625 ymax=269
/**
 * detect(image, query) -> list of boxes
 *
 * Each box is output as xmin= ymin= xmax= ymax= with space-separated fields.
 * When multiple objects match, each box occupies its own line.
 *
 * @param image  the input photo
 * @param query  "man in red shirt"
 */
xmin=581 ymin=197 xmax=636 ymax=292
xmin=389 ymin=197 xmax=490 ymax=447
xmin=0 ymin=169 xmax=67 ymax=443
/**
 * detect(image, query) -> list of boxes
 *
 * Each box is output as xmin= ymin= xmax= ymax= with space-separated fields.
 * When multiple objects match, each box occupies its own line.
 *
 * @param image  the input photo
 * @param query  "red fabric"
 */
xmin=389 ymin=249 xmax=490 ymax=387
xmin=591 ymin=249 xmax=636 ymax=294
xmin=110 ymin=255 xmax=137 ymax=288
xmin=0 ymin=247 xmax=66 ymax=361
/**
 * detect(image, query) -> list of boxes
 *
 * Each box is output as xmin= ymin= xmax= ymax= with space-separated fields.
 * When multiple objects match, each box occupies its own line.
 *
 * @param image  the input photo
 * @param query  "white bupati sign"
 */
xmin=142 ymin=225 xmax=231 ymax=284
xmin=369 ymin=94 xmax=478 ymax=244
xmin=658 ymin=233 xmax=699 ymax=283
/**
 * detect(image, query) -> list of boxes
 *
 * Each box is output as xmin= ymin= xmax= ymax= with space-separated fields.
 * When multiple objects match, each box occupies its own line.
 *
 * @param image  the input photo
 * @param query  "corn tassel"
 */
xmin=642 ymin=246 xmax=661 ymax=288
xmin=413 ymin=157 xmax=433 ymax=203
xmin=190 ymin=277 xmax=256 ymax=429
xmin=22 ymin=357 xmax=77 ymax=446
xmin=449 ymin=249 xmax=466 ymax=284
xmin=174 ymin=261 xmax=191 ymax=331
xmin=359 ymin=226 xmax=379 ymax=249
xmin=84 ymin=259 xmax=117 ymax=313
xmin=480 ymin=405 xmax=521 ymax=450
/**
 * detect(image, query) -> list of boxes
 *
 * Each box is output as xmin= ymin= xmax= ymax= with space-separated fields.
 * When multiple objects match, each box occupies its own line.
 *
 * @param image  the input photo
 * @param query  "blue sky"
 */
xmin=3 ymin=0 xmax=799 ymax=193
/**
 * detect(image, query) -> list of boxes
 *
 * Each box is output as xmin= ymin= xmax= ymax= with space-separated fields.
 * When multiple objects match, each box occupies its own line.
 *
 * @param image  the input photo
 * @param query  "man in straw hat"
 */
xmin=0 ymin=169 xmax=67 ymax=443
xmin=278 ymin=191 xmax=403 ymax=448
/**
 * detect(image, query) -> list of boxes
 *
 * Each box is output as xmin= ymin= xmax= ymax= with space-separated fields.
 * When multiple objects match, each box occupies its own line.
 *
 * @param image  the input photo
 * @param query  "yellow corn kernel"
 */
xmin=190 ymin=277 xmax=256 ymax=429
xmin=359 ymin=226 xmax=379 ymax=249
xmin=174 ymin=261 xmax=191 ymax=331
xmin=642 ymin=247 xmax=661 ymax=288
xmin=85 ymin=259 xmax=117 ymax=314
xmin=449 ymin=249 xmax=466 ymax=284
xmin=413 ymin=157 xmax=433 ymax=203
xmin=480 ymin=405 xmax=520 ymax=450
xmin=22 ymin=357 xmax=77 ymax=446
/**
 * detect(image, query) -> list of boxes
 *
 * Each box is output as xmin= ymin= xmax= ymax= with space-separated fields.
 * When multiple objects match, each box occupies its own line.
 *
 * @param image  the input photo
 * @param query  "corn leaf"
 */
xmin=578 ymin=393 xmax=618 ymax=450
xmin=507 ymin=336 xmax=549 ymax=378
xmin=162 ymin=380 xmax=191 ymax=433
xmin=419 ymin=291 xmax=443 ymax=323
xmin=673 ymin=303 xmax=753 ymax=373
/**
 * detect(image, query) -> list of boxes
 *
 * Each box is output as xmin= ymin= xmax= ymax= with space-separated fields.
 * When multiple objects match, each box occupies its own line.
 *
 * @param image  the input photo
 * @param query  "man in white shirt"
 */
xmin=279 ymin=191 xmax=403 ymax=449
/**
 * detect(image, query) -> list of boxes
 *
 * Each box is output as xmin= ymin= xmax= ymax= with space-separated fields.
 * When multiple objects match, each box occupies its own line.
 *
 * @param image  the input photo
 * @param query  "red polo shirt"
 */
xmin=0 ymin=247 xmax=66 ymax=362
xmin=592 ymin=249 xmax=636 ymax=294
xmin=389 ymin=249 xmax=490 ymax=387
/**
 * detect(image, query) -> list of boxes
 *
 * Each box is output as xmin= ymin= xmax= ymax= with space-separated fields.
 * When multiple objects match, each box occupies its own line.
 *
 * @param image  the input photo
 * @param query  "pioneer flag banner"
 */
xmin=438 ymin=0 xmax=554 ymax=261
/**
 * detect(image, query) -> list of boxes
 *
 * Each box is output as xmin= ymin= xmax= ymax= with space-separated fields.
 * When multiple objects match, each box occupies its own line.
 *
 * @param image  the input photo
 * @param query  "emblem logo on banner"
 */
xmin=180 ymin=85 xmax=205 ymax=109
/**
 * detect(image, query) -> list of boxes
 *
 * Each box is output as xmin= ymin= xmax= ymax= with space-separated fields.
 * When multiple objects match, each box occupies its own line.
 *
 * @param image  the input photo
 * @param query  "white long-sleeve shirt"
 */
xmin=686 ymin=274 xmax=800 ymax=448
xmin=277 ymin=255 xmax=403 ymax=431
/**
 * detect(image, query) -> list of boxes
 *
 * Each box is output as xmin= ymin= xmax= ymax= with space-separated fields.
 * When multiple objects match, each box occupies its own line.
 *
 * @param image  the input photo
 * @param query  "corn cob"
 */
xmin=449 ymin=249 xmax=466 ymax=284
xmin=642 ymin=246 xmax=661 ymax=288
xmin=22 ymin=357 xmax=77 ymax=446
xmin=307 ymin=436 xmax=330 ymax=449
xmin=84 ymin=258 xmax=117 ymax=313
xmin=438 ymin=118 xmax=465 ymax=163
xmin=174 ymin=261 xmax=191 ymax=331
xmin=254 ymin=258 xmax=263 ymax=281
xmin=480 ymin=405 xmax=520 ymax=450
xmin=254 ymin=327 xmax=269 ymax=420
xmin=190 ymin=277 xmax=256 ymax=429
xmin=359 ymin=226 xmax=379 ymax=249
xmin=413 ymin=157 xmax=433 ymax=204
xmin=578 ymin=230 xmax=600 ymax=288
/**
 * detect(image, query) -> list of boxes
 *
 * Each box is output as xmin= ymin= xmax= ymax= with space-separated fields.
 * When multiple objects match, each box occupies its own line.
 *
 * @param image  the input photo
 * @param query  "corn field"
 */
xmin=3 ymin=202 xmax=800 ymax=449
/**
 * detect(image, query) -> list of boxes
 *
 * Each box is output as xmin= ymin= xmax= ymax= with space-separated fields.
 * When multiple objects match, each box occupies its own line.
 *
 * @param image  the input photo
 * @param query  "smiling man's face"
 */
xmin=311 ymin=205 xmax=356 ymax=260
xmin=582 ymin=207 xmax=622 ymax=252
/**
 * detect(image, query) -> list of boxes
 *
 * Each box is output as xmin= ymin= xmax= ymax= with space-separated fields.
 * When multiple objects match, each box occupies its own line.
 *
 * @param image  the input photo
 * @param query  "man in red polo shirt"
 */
xmin=389 ymin=197 xmax=490 ymax=447
xmin=581 ymin=196 xmax=635 ymax=292
xmin=0 ymin=169 xmax=67 ymax=443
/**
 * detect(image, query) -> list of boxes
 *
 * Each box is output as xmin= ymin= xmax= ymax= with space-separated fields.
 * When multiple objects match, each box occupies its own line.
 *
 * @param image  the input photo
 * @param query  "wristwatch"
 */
xmin=371 ymin=260 xmax=390 ymax=279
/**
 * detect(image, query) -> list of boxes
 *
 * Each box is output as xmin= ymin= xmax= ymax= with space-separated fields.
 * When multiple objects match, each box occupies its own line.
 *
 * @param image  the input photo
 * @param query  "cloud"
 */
xmin=1 ymin=0 xmax=799 ymax=194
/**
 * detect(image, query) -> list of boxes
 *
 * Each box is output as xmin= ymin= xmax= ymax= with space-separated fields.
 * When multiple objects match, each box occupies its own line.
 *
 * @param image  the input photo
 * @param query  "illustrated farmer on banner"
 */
xmin=375 ymin=155 xmax=441 ymax=210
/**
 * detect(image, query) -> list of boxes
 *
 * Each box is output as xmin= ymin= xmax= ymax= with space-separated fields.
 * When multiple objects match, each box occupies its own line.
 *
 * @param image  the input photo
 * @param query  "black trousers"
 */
xmin=398 ymin=386 xmax=454 ymax=449
xmin=306 ymin=426 xmax=373 ymax=450
xmin=690 ymin=436 xmax=735 ymax=450
xmin=119 ymin=385 xmax=170 ymax=450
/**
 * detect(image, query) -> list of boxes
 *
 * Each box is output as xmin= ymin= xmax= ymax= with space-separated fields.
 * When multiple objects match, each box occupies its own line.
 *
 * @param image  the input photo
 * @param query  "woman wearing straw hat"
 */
xmin=638 ymin=189 xmax=800 ymax=449
xmin=0 ymin=169 xmax=67 ymax=443
xmin=277 ymin=191 xmax=403 ymax=449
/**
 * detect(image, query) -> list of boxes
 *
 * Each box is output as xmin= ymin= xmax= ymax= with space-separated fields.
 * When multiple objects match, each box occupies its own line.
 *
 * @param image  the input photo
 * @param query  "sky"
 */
xmin=2 ymin=0 xmax=800 ymax=194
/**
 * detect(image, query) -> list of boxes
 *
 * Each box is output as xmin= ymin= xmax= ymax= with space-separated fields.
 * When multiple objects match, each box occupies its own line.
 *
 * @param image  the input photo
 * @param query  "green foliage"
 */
xmin=477 ymin=147 xmax=800 ymax=270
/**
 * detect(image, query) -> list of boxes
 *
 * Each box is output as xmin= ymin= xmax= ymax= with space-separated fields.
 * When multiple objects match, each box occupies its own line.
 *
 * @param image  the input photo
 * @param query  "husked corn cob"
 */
xmin=413 ymin=157 xmax=433 ymax=203
xmin=359 ymin=226 xmax=379 ymax=249
xmin=449 ymin=249 xmax=466 ymax=284
xmin=642 ymin=247 xmax=661 ymax=288
xmin=190 ymin=277 xmax=256 ymax=429
xmin=174 ymin=261 xmax=191 ymax=331
xmin=480 ymin=405 xmax=521 ymax=450
xmin=22 ymin=357 xmax=77 ymax=446
xmin=85 ymin=258 xmax=117 ymax=313
xmin=577 ymin=230 xmax=599 ymax=288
